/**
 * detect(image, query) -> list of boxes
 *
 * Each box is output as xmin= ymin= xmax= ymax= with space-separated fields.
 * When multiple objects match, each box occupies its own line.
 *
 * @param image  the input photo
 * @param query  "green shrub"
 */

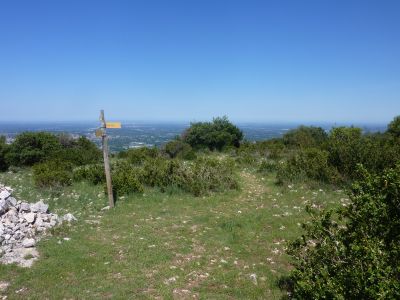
xmin=258 ymin=159 xmax=278 ymax=173
xmin=54 ymin=136 xmax=102 ymax=166
xmin=0 ymin=136 xmax=10 ymax=171
xmin=141 ymin=156 xmax=238 ymax=196
xmin=183 ymin=157 xmax=239 ymax=196
xmin=163 ymin=140 xmax=196 ymax=160
xmin=387 ymin=115 xmax=400 ymax=138
xmin=33 ymin=160 xmax=73 ymax=187
xmin=73 ymin=164 xmax=105 ymax=185
xmin=284 ymin=164 xmax=400 ymax=299
xmin=141 ymin=157 xmax=181 ymax=188
xmin=283 ymin=126 xmax=328 ymax=148
xmin=111 ymin=162 xmax=144 ymax=195
xmin=118 ymin=147 xmax=159 ymax=165
xmin=327 ymin=127 xmax=363 ymax=179
xmin=182 ymin=116 xmax=243 ymax=151
xmin=7 ymin=132 xmax=62 ymax=166
xmin=277 ymin=148 xmax=341 ymax=184
xmin=265 ymin=139 xmax=285 ymax=160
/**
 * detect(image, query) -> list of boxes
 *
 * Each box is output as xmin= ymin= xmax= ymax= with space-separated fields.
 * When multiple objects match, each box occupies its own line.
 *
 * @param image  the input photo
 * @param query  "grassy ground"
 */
xmin=0 ymin=166 xmax=345 ymax=299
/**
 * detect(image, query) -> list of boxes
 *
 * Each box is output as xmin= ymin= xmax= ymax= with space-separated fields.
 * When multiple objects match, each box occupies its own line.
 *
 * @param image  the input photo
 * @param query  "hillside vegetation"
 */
xmin=0 ymin=116 xmax=399 ymax=299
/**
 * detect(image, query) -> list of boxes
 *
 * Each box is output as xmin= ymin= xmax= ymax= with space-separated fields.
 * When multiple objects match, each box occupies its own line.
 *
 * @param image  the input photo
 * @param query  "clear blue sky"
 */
xmin=0 ymin=0 xmax=399 ymax=123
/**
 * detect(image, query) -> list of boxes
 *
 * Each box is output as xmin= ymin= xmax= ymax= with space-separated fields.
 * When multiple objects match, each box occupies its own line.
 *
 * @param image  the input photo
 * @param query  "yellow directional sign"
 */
xmin=106 ymin=122 xmax=121 ymax=129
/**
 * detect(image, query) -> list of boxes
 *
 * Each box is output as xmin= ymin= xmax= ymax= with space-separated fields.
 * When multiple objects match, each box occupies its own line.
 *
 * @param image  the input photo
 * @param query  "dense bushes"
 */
xmin=74 ymin=156 xmax=238 ymax=197
xmin=111 ymin=162 xmax=144 ymax=195
xmin=33 ymin=160 xmax=73 ymax=187
xmin=2 ymin=131 xmax=101 ymax=187
xmin=387 ymin=115 xmax=400 ymax=137
xmin=0 ymin=136 xmax=9 ymax=171
xmin=54 ymin=136 xmax=102 ymax=166
xmin=182 ymin=116 xmax=243 ymax=151
xmin=163 ymin=140 xmax=196 ymax=159
xmin=139 ymin=156 xmax=238 ymax=196
xmin=73 ymin=164 xmax=105 ymax=185
xmin=3 ymin=132 xmax=101 ymax=168
xmin=7 ymin=132 xmax=62 ymax=166
xmin=276 ymin=118 xmax=400 ymax=185
xmin=117 ymin=147 xmax=159 ymax=164
xmin=283 ymin=126 xmax=328 ymax=148
xmin=326 ymin=127 xmax=363 ymax=178
xmin=284 ymin=164 xmax=400 ymax=299
xmin=277 ymin=148 xmax=340 ymax=184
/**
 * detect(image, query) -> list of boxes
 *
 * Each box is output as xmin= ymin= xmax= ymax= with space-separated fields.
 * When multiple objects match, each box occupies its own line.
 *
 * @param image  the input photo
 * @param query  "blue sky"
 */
xmin=0 ymin=0 xmax=399 ymax=123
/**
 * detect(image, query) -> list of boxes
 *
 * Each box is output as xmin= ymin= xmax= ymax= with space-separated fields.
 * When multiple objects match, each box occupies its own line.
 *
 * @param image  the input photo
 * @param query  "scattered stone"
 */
xmin=0 ymin=281 xmax=9 ymax=292
xmin=249 ymin=273 xmax=258 ymax=285
xmin=30 ymin=200 xmax=48 ymax=213
xmin=22 ymin=238 xmax=35 ymax=248
xmin=101 ymin=206 xmax=110 ymax=211
xmin=23 ymin=212 xmax=35 ymax=224
xmin=62 ymin=213 xmax=77 ymax=222
xmin=0 ymin=190 xmax=11 ymax=201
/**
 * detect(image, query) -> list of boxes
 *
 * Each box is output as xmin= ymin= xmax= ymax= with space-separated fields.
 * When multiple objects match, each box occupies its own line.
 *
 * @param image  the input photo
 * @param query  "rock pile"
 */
xmin=0 ymin=185 xmax=76 ymax=267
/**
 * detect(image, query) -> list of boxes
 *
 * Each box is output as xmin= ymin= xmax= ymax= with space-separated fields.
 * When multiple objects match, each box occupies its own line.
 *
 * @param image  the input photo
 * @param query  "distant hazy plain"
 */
xmin=0 ymin=121 xmax=387 ymax=151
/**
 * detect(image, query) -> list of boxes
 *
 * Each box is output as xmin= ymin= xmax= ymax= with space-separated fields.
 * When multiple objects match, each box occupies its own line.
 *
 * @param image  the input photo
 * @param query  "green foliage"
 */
xmin=277 ymin=148 xmax=340 ymax=184
xmin=111 ymin=162 xmax=144 ymax=195
xmin=184 ymin=157 xmax=238 ymax=196
xmin=283 ymin=126 xmax=328 ymax=148
xmin=33 ymin=160 xmax=73 ymax=187
xmin=73 ymin=164 xmax=105 ymax=185
xmin=285 ymin=165 xmax=400 ymax=299
xmin=233 ymin=140 xmax=285 ymax=167
xmin=5 ymin=132 xmax=100 ymax=168
xmin=141 ymin=157 xmax=181 ymax=188
xmin=0 ymin=136 xmax=10 ymax=171
xmin=7 ymin=132 xmax=62 ymax=166
xmin=140 ymin=156 xmax=238 ymax=196
xmin=387 ymin=115 xmax=400 ymax=137
xmin=73 ymin=155 xmax=238 ymax=197
xmin=183 ymin=116 xmax=243 ymax=151
xmin=54 ymin=136 xmax=102 ymax=166
xmin=258 ymin=159 xmax=278 ymax=173
xmin=327 ymin=127 xmax=364 ymax=179
xmin=117 ymin=147 xmax=160 ymax=165
xmin=163 ymin=140 xmax=196 ymax=159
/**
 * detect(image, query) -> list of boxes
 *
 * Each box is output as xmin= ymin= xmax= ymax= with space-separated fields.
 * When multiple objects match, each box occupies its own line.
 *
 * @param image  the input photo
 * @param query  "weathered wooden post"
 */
xmin=99 ymin=110 xmax=114 ymax=208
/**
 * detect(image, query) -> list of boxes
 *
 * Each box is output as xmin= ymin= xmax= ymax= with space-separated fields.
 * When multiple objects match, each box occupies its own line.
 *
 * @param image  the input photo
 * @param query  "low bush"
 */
xmin=284 ymin=164 xmax=400 ymax=299
xmin=258 ymin=159 xmax=278 ymax=173
xmin=182 ymin=116 xmax=243 ymax=151
xmin=33 ymin=160 xmax=73 ymax=187
xmin=54 ymin=136 xmax=102 ymax=166
xmin=117 ymin=147 xmax=160 ymax=165
xmin=7 ymin=132 xmax=62 ymax=166
xmin=163 ymin=140 xmax=196 ymax=160
xmin=184 ymin=157 xmax=238 ymax=196
xmin=326 ymin=127 xmax=363 ymax=179
xmin=111 ymin=162 xmax=144 ymax=195
xmin=277 ymin=148 xmax=341 ymax=184
xmin=0 ymin=136 xmax=9 ymax=171
xmin=73 ymin=164 xmax=105 ymax=185
xmin=387 ymin=115 xmax=400 ymax=137
xmin=140 ymin=156 xmax=238 ymax=196
xmin=141 ymin=157 xmax=181 ymax=188
xmin=283 ymin=126 xmax=328 ymax=148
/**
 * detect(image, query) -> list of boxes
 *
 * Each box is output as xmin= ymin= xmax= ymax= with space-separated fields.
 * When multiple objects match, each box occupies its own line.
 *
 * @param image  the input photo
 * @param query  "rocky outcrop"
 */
xmin=0 ymin=185 xmax=76 ymax=267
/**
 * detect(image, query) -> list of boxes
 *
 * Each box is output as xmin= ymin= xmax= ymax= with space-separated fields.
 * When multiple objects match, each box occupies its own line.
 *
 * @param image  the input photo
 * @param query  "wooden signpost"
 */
xmin=98 ymin=110 xmax=121 ymax=208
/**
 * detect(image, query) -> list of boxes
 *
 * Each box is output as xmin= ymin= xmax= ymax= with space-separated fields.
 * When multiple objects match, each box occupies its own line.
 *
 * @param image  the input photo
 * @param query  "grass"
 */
xmin=0 ymin=166 xmax=344 ymax=299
